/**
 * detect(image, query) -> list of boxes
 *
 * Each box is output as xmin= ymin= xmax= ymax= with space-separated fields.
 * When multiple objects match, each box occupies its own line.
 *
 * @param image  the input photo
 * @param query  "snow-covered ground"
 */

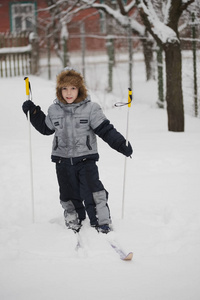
xmin=0 ymin=57 xmax=200 ymax=300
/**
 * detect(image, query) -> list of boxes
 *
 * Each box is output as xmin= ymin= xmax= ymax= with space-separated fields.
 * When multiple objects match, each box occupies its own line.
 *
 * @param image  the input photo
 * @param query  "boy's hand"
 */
xmin=22 ymin=100 xmax=37 ymax=115
xmin=119 ymin=141 xmax=133 ymax=157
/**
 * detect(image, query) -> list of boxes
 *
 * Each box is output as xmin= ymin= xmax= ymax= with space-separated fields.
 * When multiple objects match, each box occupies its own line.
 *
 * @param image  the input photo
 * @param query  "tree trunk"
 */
xmin=141 ymin=36 xmax=154 ymax=81
xmin=156 ymin=45 xmax=164 ymax=108
xmin=164 ymin=41 xmax=184 ymax=132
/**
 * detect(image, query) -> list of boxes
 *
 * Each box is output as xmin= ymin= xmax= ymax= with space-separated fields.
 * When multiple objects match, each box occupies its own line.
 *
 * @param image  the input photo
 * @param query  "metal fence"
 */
xmin=1 ymin=19 xmax=200 ymax=118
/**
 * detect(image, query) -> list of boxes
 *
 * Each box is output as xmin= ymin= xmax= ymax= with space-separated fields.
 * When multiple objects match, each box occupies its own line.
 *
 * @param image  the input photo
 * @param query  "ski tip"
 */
xmin=122 ymin=252 xmax=133 ymax=261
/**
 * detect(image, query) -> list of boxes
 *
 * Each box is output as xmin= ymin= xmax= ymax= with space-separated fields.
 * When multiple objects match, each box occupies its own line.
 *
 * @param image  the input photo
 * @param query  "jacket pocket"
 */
xmin=52 ymin=117 xmax=63 ymax=129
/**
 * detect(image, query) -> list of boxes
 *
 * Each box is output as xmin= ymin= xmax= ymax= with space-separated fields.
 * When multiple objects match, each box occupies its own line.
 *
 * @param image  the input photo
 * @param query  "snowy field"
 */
xmin=0 ymin=56 xmax=200 ymax=300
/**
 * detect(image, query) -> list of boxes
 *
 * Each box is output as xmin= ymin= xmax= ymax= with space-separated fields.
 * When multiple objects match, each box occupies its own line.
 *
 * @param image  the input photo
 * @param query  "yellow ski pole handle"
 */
xmin=24 ymin=77 xmax=30 ymax=100
xmin=128 ymin=88 xmax=132 ymax=108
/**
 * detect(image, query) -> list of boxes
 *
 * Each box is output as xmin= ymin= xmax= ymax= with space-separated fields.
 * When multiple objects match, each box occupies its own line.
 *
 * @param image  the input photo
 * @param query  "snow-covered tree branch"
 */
xmin=80 ymin=0 xmax=155 ymax=80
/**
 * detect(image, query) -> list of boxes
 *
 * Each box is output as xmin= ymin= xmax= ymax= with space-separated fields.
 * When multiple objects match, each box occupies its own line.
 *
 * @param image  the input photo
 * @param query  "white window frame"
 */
xmin=10 ymin=2 xmax=36 ymax=33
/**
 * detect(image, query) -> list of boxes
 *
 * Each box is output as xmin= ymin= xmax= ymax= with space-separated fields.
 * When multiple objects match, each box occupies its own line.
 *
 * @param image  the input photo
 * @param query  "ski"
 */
xmin=75 ymin=232 xmax=84 ymax=251
xmin=108 ymin=241 xmax=133 ymax=261
xmin=75 ymin=239 xmax=81 ymax=251
xmin=73 ymin=227 xmax=133 ymax=261
xmin=99 ymin=230 xmax=133 ymax=261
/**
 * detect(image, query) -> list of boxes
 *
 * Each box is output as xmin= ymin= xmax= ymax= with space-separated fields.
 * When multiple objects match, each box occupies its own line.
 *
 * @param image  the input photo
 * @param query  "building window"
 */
xmin=10 ymin=2 xmax=36 ymax=33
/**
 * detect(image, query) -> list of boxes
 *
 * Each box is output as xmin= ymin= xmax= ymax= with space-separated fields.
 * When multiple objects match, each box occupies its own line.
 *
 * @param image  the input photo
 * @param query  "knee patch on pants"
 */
xmin=60 ymin=200 xmax=78 ymax=223
xmin=93 ymin=190 xmax=110 ymax=225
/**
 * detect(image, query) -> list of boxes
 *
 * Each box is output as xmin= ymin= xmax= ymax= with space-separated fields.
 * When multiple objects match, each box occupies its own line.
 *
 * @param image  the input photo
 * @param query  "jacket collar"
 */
xmin=54 ymin=96 xmax=91 ymax=109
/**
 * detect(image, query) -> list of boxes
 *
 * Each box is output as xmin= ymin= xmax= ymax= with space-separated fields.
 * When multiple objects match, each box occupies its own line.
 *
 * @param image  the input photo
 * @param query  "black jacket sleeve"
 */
xmin=30 ymin=106 xmax=55 ymax=136
xmin=94 ymin=119 xmax=132 ymax=156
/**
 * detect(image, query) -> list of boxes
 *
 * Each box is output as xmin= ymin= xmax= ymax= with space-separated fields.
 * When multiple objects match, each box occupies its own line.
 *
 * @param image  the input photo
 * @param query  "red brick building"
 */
xmin=0 ymin=0 xmax=44 ymax=33
xmin=0 ymin=0 xmax=106 ymax=51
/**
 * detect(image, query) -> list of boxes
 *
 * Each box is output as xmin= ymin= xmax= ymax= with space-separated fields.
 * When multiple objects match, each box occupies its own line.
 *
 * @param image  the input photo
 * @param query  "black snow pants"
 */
xmin=55 ymin=158 xmax=110 ymax=226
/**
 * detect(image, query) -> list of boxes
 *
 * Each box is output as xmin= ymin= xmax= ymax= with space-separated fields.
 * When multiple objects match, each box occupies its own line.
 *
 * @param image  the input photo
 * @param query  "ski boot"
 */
xmin=96 ymin=224 xmax=111 ymax=234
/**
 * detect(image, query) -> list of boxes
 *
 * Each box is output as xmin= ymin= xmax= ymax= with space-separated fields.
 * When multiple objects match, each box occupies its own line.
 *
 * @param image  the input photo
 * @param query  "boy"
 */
xmin=22 ymin=68 xmax=132 ymax=233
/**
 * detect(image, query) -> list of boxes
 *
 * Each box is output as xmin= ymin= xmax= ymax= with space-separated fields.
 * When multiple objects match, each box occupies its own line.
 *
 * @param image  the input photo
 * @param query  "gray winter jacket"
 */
xmin=45 ymin=96 xmax=107 ymax=158
xmin=28 ymin=96 xmax=132 ymax=161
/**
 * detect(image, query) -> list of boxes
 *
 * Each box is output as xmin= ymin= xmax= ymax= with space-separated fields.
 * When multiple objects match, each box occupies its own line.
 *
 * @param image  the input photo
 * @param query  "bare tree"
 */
xmin=39 ymin=1 xmax=155 ymax=80
xmin=136 ymin=0 xmax=195 ymax=132
xmin=38 ymin=0 xmax=89 ymax=66
xmin=82 ymin=0 xmax=155 ymax=81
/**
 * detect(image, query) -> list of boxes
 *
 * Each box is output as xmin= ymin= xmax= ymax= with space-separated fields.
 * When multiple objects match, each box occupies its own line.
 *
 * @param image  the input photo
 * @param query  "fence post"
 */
xmin=47 ymin=28 xmax=51 ymax=80
xmin=29 ymin=32 xmax=39 ymax=75
xmin=128 ymin=18 xmax=133 ymax=91
xmin=61 ymin=21 xmax=69 ymax=68
xmin=80 ymin=22 xmax=86 ymax=79
xmin=106 ymin=35 xmax=114 ymax=92
xmin=62 ymin=36 xmax=70 ymax=68
xmin=0 ymin=55 xmax=3 ymax=77
xmin=191 ymin=12 xmax=198 ymax=117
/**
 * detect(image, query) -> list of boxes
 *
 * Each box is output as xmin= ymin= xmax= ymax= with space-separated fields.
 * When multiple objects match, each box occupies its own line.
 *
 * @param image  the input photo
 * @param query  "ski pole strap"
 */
xmin=114 ymin=88 xmax=132 ymax=107
xmin=24 ymin=77 xmax=32 ymax=100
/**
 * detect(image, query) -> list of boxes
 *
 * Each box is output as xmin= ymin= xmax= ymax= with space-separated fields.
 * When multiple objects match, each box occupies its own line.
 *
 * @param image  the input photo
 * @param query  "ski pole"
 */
xmin=24 ymin=77 xmax=35 ymax=223
xmin=121 ymin=88 xmax=132 ymax=219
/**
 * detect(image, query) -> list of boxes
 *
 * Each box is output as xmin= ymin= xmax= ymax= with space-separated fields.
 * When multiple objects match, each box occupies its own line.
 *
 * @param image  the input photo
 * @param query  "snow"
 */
xmin=0 ymin=57 xmax=200 ymax=300
xmin=92 ymin=2 xmax=145 ymax=36
xmin=163 ymin=0 xmax=171 ymax=24
xmin=138 ymin=1 xmax=178 ymax=44
xmin=0 ymin=45 xmax=32 ymax=54
xmin=60 ymin=21 xmax=69 ymax=40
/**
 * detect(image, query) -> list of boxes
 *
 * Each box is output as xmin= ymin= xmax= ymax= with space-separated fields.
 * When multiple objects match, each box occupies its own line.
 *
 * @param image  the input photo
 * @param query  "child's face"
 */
xmin=61 ymin=85 xmax=79 ymax=104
